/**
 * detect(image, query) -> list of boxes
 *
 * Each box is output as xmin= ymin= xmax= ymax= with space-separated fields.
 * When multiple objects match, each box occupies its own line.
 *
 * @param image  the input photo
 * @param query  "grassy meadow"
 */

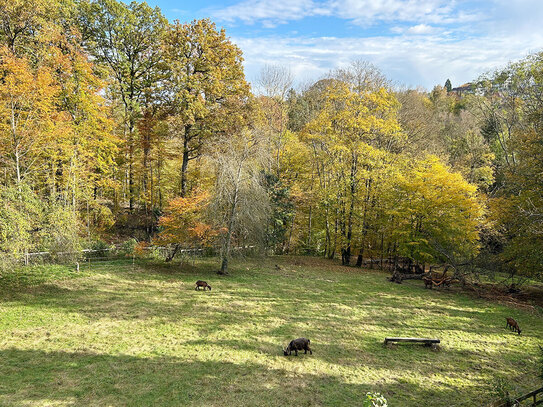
xmin=0 ymin=256 xmax=542 ymax=406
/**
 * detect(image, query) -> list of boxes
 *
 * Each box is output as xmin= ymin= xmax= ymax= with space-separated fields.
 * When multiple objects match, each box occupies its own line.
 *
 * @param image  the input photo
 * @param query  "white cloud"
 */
xmin=235 ymin=29 xmax=543 ymax=89
xmin=210 ymin=0 xmax=328 ymax=26
xmin=391 ymin=24 xmax=440 ymax=35
xmin=204 ymin=0 xmax=543 ymax=88
xmin=330 ymin=0 xmax=456 ymax=25
xmin=210 ymin=0 xmax=478 ymax=27
xmin=406 ymin=24 xmax=438 ymax=34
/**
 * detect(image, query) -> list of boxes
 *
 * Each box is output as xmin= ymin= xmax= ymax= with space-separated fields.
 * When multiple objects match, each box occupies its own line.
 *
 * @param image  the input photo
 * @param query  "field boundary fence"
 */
xmin=1 ymin=244 xmax=257 ymax=271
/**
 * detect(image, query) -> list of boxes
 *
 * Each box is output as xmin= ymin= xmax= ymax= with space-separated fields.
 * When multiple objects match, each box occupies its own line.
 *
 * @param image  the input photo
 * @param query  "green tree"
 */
xmin=444 ymin=79 xmax=452 ymax=92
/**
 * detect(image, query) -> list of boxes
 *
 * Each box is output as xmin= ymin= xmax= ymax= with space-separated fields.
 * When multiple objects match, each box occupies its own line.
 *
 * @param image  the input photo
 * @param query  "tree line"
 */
xmin=0 ymin=0 xmax=542 ymax=279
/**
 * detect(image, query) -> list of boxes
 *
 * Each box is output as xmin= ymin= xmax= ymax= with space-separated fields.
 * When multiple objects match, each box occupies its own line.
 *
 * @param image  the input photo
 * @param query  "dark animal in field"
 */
xmin=283 ymin=338 xmax=312 ymax=356
xmin=195 ymin=280 xmax=211 ymax=291
xmin=506 ymin=317 xmax=521 ymax=335
xmin=423 ymin=275 xmax=433 ymax=289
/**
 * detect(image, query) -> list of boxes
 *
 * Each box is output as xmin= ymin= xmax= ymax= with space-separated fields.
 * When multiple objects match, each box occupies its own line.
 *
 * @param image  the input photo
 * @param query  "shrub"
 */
xmin=363 ymin=392 xmax=387 ymax=407
xmin=134 ymin=241 xmax=151 ymax=258
xmin=490 ymin=377 xmax=512 ymax=406
xmin=41 ymin=204 xmax=81 ymax=262
xmin=90 ymin=239 xmax=110 ymax=252
xmin=82 ymin=239 xmax=111 ymax=259
xmin=0 ymin=184 xmax=44 ymax=256
xmin=119 ymin=238 xmax=138 ymax=256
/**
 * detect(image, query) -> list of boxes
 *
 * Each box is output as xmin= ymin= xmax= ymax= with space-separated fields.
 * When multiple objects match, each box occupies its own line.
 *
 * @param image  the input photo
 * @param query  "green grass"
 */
xmin=0 ymin=256 xmax=542 ymax=406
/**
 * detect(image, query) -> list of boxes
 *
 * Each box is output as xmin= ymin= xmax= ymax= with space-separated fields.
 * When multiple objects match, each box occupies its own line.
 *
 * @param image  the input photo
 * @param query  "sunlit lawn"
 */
xmin=0 ymin=256 xmax=542 ymax=406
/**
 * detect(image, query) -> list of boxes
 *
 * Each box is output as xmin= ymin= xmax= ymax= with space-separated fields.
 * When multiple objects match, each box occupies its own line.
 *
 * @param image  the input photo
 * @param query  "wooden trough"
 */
xmin=384 ymin=337 xmax=440 ymax=347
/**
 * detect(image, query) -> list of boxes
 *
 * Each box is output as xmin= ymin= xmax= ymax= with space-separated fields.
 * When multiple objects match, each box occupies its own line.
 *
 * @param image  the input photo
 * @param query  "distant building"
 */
xmin=450 ymin=83 xmax=474 ymax=96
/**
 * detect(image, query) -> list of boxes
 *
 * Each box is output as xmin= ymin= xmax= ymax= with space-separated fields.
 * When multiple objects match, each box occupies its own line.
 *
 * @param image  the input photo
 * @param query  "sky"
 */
xmin=144 ymin=0 xmax=543 ymax=90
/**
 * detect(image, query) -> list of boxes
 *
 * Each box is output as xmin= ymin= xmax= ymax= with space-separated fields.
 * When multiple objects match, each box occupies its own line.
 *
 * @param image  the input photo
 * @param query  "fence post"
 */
xmin=132 ymin=253 xmax=135 ymax=270
xmin=76 ymin=262 xmax=79 ymax=272
xmin=24 ymin=250 xmax=29 ymax=266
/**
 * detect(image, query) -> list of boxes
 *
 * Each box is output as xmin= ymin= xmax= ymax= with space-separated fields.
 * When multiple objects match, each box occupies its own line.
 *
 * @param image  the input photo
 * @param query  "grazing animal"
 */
xmin=505 ymin=317 xmax=521 ymax=335
xmin=195 ymin=280 xmax=211 ymax=291
xmin=283 ymin=338 xmax=312 ymax=356
xmin=423 ymin=275 xmax=433 ymax=289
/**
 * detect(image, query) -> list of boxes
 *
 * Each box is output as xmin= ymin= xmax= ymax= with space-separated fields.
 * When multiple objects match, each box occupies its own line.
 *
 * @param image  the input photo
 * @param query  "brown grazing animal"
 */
xmin=506 ymin=317 xmax=521 ymax=335
xmin=195 ymin=280 xmax=211 ymax=291
xmin=423 ymin=276 xmax=433 ymax=289
xmin=283 ymin=338 xmax=312 ymax=356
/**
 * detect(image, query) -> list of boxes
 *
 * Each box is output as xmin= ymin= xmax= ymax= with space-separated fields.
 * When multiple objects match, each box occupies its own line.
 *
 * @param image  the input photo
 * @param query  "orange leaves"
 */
xmin=156 ymin=190 xmax=217 ymax=247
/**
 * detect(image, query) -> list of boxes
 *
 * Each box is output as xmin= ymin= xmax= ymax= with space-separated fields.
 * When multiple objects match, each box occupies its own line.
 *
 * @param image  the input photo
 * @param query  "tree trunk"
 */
xmin=128 ymin=115 xmax=135 ymax=212
xmin=165 ymin=244 xmax=180 ymax=262
xmin=285 ymin=211 xmax=296 ymax=254
xmin=220 ymin=208 xmax=235 ymax=275
xmin=356 ymin=250 xmax=363 ymax=267
xmin=219 ymin=164 xmax=241 ymax=275
xmin=180 ymin=124 xmax=191 ymax=197
xmin=307 ymin=205 xmax=312 ymax=253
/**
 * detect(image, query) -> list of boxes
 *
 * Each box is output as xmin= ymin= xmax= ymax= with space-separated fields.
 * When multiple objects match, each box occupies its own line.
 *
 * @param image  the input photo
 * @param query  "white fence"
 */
xmin=5 ymin=244 xmax=256 ymax=267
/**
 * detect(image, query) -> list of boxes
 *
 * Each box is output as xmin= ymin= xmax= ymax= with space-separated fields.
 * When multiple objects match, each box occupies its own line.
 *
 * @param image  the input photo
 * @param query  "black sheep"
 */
xmin=283 ymin=338 xmax=312 ymax=356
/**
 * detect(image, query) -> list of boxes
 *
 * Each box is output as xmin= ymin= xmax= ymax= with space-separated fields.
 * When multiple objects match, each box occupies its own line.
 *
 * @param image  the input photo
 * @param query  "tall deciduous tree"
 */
xmin=207 ymin=132 xmax=270 ymax=274
xmin=78 ymin=0 xmax=167 ymax=210
xmin=303 ymin=80 xmax=403 ymax=265
xmin=392 ymin=156 xmax=483 ymax=265
xmin=0 ymin=48 xmax=57 ymax=189
xmin=162 ymin=19 xmax=250 ymax=197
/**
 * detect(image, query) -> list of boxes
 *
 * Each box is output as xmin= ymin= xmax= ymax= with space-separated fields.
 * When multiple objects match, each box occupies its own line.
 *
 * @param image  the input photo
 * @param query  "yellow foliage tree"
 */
xmin=391 ymin=156 xmax=483 ymax=264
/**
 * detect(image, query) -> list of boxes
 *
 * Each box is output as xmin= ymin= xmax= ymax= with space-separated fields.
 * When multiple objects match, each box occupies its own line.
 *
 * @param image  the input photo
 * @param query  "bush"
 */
xmin=90 ymin=239 xmax=110 ymax=251
xmin=41 ymin=204 xmax=81 ymax=262
xmin=363 ymin=392 xmax=387 ymax=407
xmin=490 ymin=377 xmax=513 ymax=406
xmin=85 ymin=239 xmax=111 ymax=259
xmin=0 ymin=253 xmax=18 ymax=273
xmin=119 ymin=238 xmax=138 ymax=256
xmin=134 ymin=241 xmax=152 ymax=259
xmin=539 ymin=345 xmax=543 ymax=380
xmin=0 ymin=184 xmax=44 ymax=256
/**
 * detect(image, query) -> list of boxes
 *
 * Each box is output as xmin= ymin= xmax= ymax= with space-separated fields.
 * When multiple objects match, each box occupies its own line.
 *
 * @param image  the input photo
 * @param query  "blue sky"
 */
xmin=145 ymin=0 xmax=543 ymax=90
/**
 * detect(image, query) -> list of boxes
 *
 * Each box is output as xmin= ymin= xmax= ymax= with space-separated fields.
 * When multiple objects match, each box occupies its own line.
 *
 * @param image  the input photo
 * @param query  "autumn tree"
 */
xmin=78 ymin=0 xmax=167 ymax=210
xmin=302 ymin=79 xmax=403 ymax=265
xmin=471 ymin=53 xmax=543 ymax=283
xmin=391 ymin=156 xmax=483 ymax=266
xmin=0 ymin=48 xmax=57 ymax=190
xmin=207 ymin=132 xmax=270 ymax=274
xmin=162 ymin=19 xmax=250 ymax=197
xmin=256 ymin=64 xmax=294 ymax=175
xmin=0 ymin=0 xmax=118 ymax=255
xmin=156 ymin=190 xmax=216 ymax=261
xmin=0 ymin=0 xmax=57 ymax=54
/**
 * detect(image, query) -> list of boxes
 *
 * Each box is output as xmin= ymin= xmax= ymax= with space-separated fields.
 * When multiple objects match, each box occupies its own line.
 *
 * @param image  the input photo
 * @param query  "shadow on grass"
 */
xmin=0 ymin=258 xmax=540 ymax=406
xmin=0 ymin=347 xmax=493 ymax=407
